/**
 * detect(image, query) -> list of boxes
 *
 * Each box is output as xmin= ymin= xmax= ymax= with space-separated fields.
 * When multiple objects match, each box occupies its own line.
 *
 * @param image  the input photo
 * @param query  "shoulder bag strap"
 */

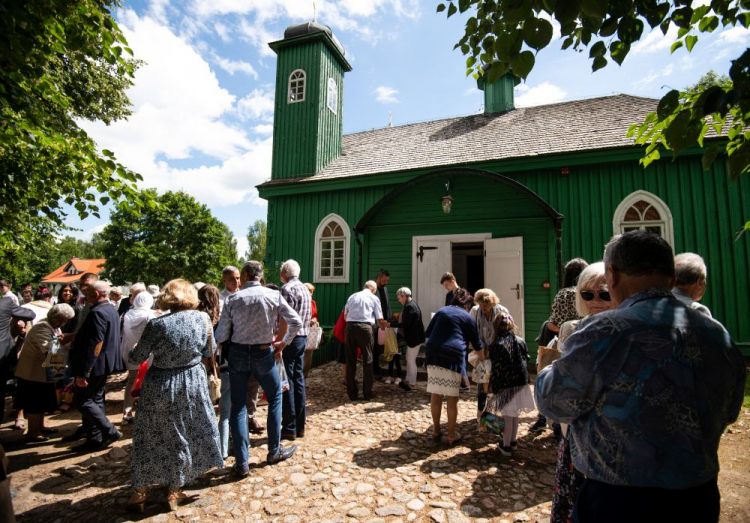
xmin=204 ymin=313 xmax=218 ymax=378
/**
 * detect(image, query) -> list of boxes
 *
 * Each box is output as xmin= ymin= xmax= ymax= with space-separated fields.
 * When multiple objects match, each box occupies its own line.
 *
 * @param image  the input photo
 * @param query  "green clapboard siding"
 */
xmin=364 ymin=172 xmax=556 ymax=358
xmin=265 ymin=185 xmax=391 ymax=326
xmin=263 ymin=150 xmax=750 ymax=352
xmin=513 ymin=154 xmax=750 ymax=348
xmin=271 ymin=40 xmax=346 ymax=179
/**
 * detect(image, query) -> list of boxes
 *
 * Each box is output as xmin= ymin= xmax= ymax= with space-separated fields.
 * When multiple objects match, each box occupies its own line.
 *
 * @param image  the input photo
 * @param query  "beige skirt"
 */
xmin=426 ymin=365 xmax=462 ymax=397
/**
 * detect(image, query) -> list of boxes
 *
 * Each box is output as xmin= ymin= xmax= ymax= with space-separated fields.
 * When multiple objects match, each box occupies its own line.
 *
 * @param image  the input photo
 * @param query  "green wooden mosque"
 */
xmin=257 ymin=22 xmax=750 ymax=355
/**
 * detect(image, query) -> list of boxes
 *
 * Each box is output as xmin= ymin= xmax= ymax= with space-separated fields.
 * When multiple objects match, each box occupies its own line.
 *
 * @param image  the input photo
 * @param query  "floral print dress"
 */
xmin=129 ymin=310 xmax=223 ymax=489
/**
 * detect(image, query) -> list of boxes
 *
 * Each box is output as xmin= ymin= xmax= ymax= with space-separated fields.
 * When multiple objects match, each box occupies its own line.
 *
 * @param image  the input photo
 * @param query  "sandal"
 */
xmin=167 ymin=488 xmax=187 ymax=511
xmin=447 ymin=432 xmax=463 ymax=446
xmin=24 ymin=434 xmax=49 ymax=443
xmin=56 ymin=402 xmax=72 ymax=413
xmin=41 ymin=427 xmax=59 ymax=435
xmin=127 ymin=489 xmax=148 ymax=513
xmin=12 ymin=418 xmax=25 ymax=431
xmin=431 ymin=430 xmax=442 ymax=442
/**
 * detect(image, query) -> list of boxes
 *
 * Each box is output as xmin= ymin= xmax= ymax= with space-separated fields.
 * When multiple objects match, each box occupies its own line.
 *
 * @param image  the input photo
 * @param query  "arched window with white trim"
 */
xmin=327 ymin=77 xmax=338 ymax=114
xmin=288 ymin=69 xmax=306 ymax=103
xmin=613 ymin=190 xmax=674 ymax=247
xmin=314 ymin=214 xmax=350 ymax=283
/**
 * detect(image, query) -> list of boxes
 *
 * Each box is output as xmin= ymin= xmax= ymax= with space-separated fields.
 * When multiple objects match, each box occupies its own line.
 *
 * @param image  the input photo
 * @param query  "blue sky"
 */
xmin=70 ymin=0 xmax=749 ymax=256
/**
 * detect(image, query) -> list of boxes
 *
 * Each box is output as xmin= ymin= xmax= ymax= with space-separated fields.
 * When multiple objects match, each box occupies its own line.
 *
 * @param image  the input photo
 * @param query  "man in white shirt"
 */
xmin=344 ymin=281 xmax=386 ymax=401
xmin=0 ymin=280 xmax=18 ymax=306
xmin=672 ymin=253 xmax=713 ymax=318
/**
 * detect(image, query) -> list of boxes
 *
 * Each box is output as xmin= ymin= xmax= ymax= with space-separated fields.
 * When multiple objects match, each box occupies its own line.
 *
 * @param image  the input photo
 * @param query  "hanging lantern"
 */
xmin=441 ymin=194 xmax=454 ymax=214
xmin=441 ymin=180 xmax=454 ymax=213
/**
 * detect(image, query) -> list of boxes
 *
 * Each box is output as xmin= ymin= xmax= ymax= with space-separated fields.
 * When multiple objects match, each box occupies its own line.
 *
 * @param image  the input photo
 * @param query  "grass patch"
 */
xmin=744 ymin=375 xmax=750 ymax=409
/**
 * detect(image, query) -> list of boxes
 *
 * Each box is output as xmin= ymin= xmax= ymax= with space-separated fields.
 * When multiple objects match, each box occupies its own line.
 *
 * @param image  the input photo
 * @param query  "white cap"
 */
xmin=147 ymin=284 xmax=160 ymax=297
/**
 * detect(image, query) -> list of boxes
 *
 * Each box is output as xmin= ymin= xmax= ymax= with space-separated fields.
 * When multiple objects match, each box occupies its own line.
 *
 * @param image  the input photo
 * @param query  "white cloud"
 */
xmin=515 ymin=82 xmax=566 ymax=107
xmin=375 ymin=86 xmax=399 ymax=103
xmin=717 ymin=26 xmax=750 ymax=45
xmin=80 ymin=10 xmax=272 ymax=208
xmin=237 ymin=89 xmax=275 ymax=121
xmin=632 ymin=72 xmax=660 ymax=89
xmin=463 ymin=86 xmax=477 ymax=96
xmin=631 ymin=63 xmax=675 ymax=90
xmin=213 ymin=54 xmax=258 ymax=77
xmin=214 ymin=22 xmax=231 ymax=42
xmin=235 ymin=235 xmax=250 ymax=258
xmin=538 ymin=11 xmax=562 ymax=41
xmin=81 ymin=223 xmax=109 ymax=240
xmin=254 ymin=124 xmax=274 ymax=134
xmin=631 ymin=24 xmax=679 ymax=55
xmin=192 ymin=0 xmax=417 ymax=54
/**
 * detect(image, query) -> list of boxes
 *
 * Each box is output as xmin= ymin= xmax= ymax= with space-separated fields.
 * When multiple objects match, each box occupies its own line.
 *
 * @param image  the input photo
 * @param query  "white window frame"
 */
xmin=327 ymin=77 xmax=338 ymax=114
xmin=613 ymin=190 xmax=674 ymax=248
xmin=314 ymin=213 xmax=350 ymax=283
xmin=288 ymin=69 xmax=306 ymax=103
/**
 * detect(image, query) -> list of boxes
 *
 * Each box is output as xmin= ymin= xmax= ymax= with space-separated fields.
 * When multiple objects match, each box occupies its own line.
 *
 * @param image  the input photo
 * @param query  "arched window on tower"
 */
xmin=327 ymin=77 xmax=338 ymax=114
xmin=613 ymin=190 xmax=674 ymax=247
xmin=314 ymin=214 xmax=350 ymax=283
xmin=288 ymin=69 xmax=306 ymax=103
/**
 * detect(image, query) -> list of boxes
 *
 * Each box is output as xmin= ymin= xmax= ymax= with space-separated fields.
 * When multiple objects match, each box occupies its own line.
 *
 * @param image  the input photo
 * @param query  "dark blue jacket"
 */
xmin=425 ymin=306 xmax=480 ymax=374
xmin=70 ymin=300 xmax=124 ymax=378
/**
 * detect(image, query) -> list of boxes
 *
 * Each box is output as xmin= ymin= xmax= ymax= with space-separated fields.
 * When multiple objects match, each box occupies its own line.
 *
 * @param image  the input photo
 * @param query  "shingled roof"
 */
xmin=260 ymin=94 xmax=667 ymax=187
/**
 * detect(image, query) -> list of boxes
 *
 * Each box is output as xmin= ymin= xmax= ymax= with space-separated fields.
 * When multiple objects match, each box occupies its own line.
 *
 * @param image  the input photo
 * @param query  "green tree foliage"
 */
xmin=99 ymin=190 xmax=238 ymax=286
xmin=0 ymin=0 xmax=149 ymax=251
xmin=53 ymin=235 xmax=105 ymax=266
xmin=438 ymin=0 xmax=750 ymax=234
xmin=246 ymin=220 xmax=267 ymax=262
xmin=0 ymin=232 xmax=106 ymax=286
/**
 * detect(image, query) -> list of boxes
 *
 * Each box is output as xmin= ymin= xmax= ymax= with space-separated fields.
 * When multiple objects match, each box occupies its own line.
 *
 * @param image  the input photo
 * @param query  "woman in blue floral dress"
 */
xmin=127 ymin=279 xmax=223 ymax=512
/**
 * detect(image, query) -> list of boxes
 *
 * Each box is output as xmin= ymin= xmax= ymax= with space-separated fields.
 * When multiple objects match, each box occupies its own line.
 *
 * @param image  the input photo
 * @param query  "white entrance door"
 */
xmin=485 ymin=237 xmax=525 ymax=338
xmin=414 ymin=239 xmax=451 ymax=330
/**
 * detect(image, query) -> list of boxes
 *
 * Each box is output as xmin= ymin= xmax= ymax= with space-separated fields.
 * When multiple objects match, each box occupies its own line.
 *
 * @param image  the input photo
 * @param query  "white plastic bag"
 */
xmin=472 ymin=359 xmax=492 ymax=384
xmin=276 ymin=360 xmax=290 ymax=392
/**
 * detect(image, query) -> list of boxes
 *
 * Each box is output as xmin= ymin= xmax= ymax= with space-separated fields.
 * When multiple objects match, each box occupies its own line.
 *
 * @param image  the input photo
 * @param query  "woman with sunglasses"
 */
xmin=550 ymin=261 xmax=615 ymax=523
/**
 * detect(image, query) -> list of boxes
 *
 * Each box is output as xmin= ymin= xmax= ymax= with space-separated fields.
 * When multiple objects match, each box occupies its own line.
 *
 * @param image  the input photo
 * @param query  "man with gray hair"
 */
xmin=536 ymin=231 xmax=745 ymax=522
xmin=219 ymin=264 xmax=264 ymax=435
xmin=216 ymin=260 xmax=302 ymax=475
xmin=69 ymin=279 xmax=125 ymax=452
xmin=277 ymin=259 xmax=312 ymax=441
xmin=344 ymin=281 xmax=387 ymax=401
xmin=672 ymin=252 xmax=712 ymax=318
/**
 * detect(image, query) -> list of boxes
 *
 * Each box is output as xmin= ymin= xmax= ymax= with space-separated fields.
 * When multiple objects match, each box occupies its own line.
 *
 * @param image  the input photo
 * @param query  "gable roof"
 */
xmin=260 ymin=94 xmax=667 ymax=187
xmin=42 ymin=258 xmax=106 ymax=284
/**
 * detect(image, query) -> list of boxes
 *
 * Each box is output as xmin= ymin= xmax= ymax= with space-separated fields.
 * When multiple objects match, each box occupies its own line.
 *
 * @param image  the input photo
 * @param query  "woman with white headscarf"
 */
xmin=121 ymin=292 xmax=157 ymax=423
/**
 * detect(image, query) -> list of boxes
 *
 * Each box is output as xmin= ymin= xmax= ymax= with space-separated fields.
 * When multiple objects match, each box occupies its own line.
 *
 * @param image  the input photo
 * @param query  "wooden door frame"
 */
xmin=411 ymin=233 xmax=491 ymax=309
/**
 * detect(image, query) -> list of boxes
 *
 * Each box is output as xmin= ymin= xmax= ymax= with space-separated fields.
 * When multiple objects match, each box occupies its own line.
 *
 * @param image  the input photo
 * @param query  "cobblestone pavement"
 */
xmin=2 ymin=361 xmax=748 ymax=523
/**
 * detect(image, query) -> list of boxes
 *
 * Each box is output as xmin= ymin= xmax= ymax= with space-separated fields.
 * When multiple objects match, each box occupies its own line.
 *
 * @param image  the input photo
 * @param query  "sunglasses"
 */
xmin=580 ymin=290 xmax=611 ymax=302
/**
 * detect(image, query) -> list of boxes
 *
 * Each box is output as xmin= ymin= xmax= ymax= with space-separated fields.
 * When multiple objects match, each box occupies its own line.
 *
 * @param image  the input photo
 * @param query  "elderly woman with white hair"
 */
xmin=120 ymin=291 xmax=158 ymax=423
xmin=388 ymin=287 xmax=426 ymax=391
xmin=550 ymin=261 xmax=615 ymax=523
xmin=15 ymin=304 xmax=75 ymax=442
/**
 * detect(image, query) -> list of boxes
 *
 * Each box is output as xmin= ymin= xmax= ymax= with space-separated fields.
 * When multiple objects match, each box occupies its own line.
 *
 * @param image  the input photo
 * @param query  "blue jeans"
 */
xmin=228 ymin=344 xmax=281 ymax=465
xmin=281 ymin=336 xmax=307 ymax=435
xmin=218 ymin=370 xmax=231 ymax=459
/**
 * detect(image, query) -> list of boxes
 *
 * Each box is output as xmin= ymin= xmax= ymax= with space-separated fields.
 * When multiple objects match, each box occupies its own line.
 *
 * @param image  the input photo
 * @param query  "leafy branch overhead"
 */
xmin=0 ymin=0 xmax=151 ymax=250
xmin=438 ymin=0 xmax=750 ymax=235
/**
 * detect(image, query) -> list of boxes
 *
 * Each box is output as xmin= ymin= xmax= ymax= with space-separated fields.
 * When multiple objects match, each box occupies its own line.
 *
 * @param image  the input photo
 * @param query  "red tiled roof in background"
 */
xmin=42 ymin=258 xmax=106 ymax=284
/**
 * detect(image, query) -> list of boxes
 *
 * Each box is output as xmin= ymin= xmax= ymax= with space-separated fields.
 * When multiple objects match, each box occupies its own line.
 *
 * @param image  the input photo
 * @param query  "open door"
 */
xmin=485 ymin=237 xmax=525 ymax=338
xmin=414 ymin=239 xmax=451 ymax=330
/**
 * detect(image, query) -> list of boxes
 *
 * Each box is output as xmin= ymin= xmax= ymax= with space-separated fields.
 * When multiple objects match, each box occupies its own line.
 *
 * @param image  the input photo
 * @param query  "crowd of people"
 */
xmin=0 ymin=231 xmax=745 ymax=522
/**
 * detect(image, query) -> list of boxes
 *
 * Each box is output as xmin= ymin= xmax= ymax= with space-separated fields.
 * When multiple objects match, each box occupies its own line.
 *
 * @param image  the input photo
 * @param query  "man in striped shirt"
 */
xmin=278 ymin=260 xmax=312 ymax=441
